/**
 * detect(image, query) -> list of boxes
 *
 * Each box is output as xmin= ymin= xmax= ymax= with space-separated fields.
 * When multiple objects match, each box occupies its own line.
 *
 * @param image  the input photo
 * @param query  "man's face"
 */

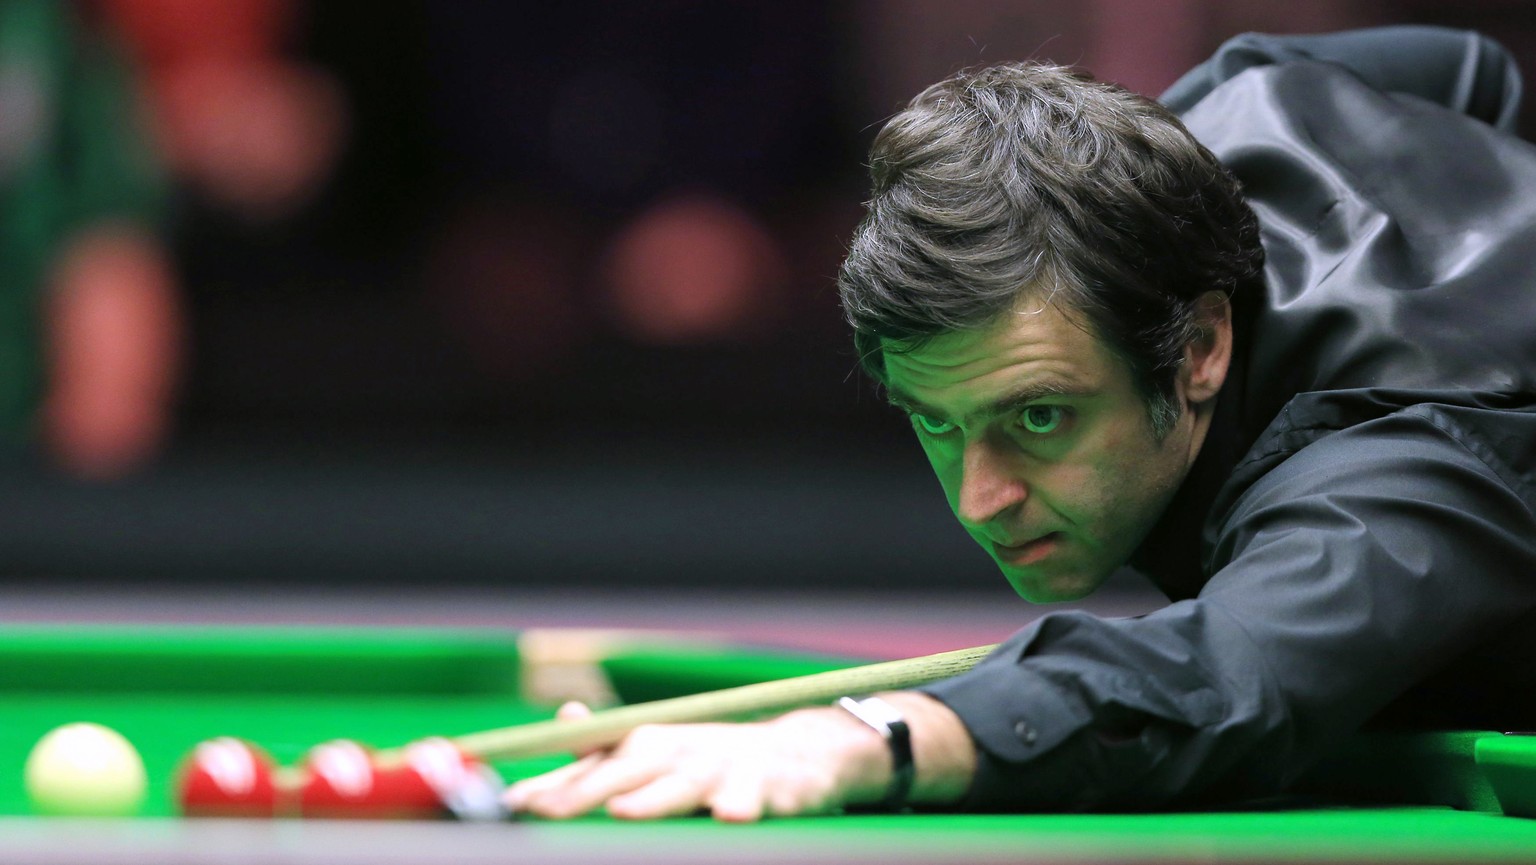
xmin=881 ymin=296 xmax=1218 ymax=602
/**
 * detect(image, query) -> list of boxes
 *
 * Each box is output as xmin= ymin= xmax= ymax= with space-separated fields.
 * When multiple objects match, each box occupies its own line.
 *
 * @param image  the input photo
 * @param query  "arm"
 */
xmin=506 ymin=689 xmax=975 ymax=821
xmin=508 ymin=402 xmax=1536 ymax=817
xmin=923 ymin=404 xmax=1536 ymax=809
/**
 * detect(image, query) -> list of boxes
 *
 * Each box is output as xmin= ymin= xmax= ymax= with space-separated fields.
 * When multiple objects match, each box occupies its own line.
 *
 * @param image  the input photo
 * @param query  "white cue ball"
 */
xmin=24 ymin=722 xmax=148 ymax=816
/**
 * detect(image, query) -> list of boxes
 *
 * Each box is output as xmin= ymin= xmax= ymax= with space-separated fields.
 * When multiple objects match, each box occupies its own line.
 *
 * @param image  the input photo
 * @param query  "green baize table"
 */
xmin=0 ymin=625 xmax=1533 ymax=864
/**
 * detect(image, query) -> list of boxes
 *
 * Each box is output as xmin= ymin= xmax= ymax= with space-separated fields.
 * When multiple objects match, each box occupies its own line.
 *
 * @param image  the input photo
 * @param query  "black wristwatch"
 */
xmin=836 ymin=695 xmax=915 ymax=810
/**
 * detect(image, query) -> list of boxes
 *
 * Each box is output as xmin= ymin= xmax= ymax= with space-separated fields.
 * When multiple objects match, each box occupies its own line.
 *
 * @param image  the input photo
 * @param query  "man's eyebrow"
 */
xmin=884 ymin=387 xmax=941 ymax=417
xmin=885 ymin=380 xmax=1088 ymax=425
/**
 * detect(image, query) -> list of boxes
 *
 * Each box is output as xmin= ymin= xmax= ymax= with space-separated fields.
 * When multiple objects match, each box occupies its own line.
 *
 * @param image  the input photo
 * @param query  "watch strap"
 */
xmin=836 ymin=695 xmax=915 ymax=810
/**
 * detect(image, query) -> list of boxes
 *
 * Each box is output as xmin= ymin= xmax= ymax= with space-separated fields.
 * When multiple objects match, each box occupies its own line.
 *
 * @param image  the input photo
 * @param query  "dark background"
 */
xmin=9 ymin=0 xmax=1536 ymax=595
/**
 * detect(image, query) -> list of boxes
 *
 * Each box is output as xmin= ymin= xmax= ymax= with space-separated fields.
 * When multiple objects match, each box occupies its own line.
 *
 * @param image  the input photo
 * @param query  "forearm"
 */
xmin=921 ymin=608 xmax=1275 ymax=810
xmin=874 ymin=691 xmax=976 ymax=805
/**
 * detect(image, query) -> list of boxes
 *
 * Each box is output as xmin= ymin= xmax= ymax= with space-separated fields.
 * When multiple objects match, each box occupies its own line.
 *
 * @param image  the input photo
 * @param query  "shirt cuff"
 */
xmin=918 ymin=627 xmax=1094 ymax=808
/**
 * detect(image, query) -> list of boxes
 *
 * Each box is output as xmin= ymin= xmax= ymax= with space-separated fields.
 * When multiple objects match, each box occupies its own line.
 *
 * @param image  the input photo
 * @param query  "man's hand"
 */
xmin=503 ymin=691 xmax=975 ymax=822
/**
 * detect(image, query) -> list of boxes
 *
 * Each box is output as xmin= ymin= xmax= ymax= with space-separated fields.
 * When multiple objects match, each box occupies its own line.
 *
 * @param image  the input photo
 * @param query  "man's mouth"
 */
xmin=992 ymin=533 xmax=1063 ymax=567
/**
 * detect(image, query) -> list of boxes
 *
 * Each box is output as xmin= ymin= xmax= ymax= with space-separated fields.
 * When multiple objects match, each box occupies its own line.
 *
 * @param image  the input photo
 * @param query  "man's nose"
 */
xmin=955 ymin=438 xmax=1027 ymax=528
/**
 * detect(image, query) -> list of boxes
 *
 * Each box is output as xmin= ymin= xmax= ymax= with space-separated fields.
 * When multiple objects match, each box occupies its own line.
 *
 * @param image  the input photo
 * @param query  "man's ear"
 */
xmin=1182 ymin=291 xmax=1231 ymax=405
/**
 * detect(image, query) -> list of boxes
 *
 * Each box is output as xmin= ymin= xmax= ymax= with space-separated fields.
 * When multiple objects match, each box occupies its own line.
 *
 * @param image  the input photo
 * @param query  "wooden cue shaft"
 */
xmin=267 ymin=644 xmax=998 ymax=789
xmin=379 ymin=643 xmax=999 ymax=769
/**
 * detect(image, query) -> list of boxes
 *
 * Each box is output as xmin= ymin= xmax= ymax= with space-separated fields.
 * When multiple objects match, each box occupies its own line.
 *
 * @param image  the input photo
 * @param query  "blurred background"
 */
xmin=2 ymin=0 xmax=1533 ymax=608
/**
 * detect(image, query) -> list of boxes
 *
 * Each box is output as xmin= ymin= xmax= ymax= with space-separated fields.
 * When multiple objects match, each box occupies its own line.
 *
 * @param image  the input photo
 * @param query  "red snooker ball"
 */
xmin=176 ymin=738 xmax=279 ymax=817
xmin=299 ymin=739 xmax=382 ymax=818
xmin=404 ymin=738 xmax=508 ymax=821
xmin=298 ymin=737 xmax=504 ymax=820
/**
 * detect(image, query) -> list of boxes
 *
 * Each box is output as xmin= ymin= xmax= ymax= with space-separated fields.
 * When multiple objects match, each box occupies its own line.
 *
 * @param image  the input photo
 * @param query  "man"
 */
xmin=506 ymin=27 xmax=1536 ymax=819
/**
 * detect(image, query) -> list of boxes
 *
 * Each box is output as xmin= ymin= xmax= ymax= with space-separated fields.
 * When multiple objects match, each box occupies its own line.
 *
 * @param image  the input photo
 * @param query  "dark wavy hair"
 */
xmin=838 ymin=63 xmax=1264 ymax=436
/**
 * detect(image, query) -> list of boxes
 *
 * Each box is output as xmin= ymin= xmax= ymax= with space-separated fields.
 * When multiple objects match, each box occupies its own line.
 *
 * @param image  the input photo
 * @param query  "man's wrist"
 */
xmin=836 ymin=696 xmax=915 ymax=809
xmin=871 ymin=691 xmax=976 ymax=805
xmin=778 ymin=692 xmax=977 ymax=810
xmin=773 ymin=705 xmax=896 ymax=808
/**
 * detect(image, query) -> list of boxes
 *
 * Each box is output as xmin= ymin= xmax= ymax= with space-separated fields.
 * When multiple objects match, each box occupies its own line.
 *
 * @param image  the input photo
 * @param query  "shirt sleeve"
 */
xmin=920 ymin=406 xmax=1536 ymax=810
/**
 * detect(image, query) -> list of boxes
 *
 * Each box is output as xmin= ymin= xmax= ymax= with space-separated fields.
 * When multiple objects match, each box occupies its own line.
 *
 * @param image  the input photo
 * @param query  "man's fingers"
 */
xmin=706 ymin=762 xmax=768 ymax=823
xmin=522 ymin=753 xmax=672 ymax=819
xmin=555 ymin=701 xmax=603 ymax=758
xmin=608 ymin=770 xmax=715 ymax=820
xmin=764 ymin=771 xmax=837 ymax=818
xmin=504 ymin=751 xmax=604 ymax=812
xmin=507 ymin=715 xmax=871 ymax=822
xmin=556 ymin=701 xmax=593 ymax=722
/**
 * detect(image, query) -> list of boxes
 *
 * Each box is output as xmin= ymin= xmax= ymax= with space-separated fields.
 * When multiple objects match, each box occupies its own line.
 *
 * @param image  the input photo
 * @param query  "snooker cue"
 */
xmin=361 ymin=642 xmax=999 ymax=773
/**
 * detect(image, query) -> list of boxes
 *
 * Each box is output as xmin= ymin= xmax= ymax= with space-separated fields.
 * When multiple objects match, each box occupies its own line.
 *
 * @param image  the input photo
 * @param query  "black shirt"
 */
xmin=923 ymin=27 xmax=1536 ymax=810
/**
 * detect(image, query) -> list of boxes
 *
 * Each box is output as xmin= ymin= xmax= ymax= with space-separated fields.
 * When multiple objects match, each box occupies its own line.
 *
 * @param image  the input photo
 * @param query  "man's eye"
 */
xmin=1019 ymin=405 xmax=1064 ymax=434
xmin=913 ymin=414 xmax=956 ymax=435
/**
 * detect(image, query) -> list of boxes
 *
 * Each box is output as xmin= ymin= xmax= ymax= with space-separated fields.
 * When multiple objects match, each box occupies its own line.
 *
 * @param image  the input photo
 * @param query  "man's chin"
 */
xmin=1003 ymin=566 xmax=1103 ymax=603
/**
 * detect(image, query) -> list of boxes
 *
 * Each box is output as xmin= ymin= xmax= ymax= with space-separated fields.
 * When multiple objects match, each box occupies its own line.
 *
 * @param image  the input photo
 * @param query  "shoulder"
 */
xmin=1164 ymin=27 xmax=1520 ymax=130
xmin=1205 ymin=393 xmax=1536 ymax=568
